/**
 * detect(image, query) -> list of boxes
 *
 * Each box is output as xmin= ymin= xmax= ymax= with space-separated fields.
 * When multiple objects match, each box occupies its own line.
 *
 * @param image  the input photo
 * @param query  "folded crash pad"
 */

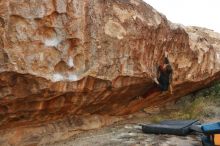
xmin=214 ymin=134 xmax=220 ymax=145
xmin=201 ymin=122 xmax=220 ymax=146
xmin=201 ymin=134 xmax=220 ymax=146
xmin=201 ymin=136 xmax=213 ymax=146
xmin=202 ymin=122 xmax=220 ymax=134
xmin=142 ymin=120 xmax=199 ymax=136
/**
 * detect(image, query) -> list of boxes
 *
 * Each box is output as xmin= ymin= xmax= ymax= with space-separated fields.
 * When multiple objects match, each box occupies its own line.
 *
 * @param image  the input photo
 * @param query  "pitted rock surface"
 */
xmin=0 ymin=0 xmax=220 ymax=143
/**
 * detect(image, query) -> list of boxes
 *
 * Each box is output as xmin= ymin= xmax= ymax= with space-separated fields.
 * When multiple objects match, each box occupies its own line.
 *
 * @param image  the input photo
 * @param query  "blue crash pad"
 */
xmin=202 ymin=122 xmax=220 ymax=134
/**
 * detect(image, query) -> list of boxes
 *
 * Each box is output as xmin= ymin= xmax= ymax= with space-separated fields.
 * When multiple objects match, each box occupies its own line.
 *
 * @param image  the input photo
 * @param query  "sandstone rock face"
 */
xmin=0 ymin=0 xmax=220 ymax=138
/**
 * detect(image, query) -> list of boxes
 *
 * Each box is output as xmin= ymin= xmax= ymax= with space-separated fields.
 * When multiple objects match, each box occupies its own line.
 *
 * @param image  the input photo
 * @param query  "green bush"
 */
xmin=149 ymin=82 xmax=220 ymax=122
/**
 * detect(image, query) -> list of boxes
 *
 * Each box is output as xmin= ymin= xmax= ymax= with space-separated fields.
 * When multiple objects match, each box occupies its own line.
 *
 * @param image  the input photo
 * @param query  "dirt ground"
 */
xmin=44 ymin=87 xmax=220 ymax=146
xmin=45 ymin=112 xmax=202 ymax=146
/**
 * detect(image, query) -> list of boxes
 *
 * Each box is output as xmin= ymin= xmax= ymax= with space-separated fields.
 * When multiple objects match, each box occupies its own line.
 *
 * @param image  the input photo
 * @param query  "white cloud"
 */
xmin=143 ymin=0 xmax=220 ymax=33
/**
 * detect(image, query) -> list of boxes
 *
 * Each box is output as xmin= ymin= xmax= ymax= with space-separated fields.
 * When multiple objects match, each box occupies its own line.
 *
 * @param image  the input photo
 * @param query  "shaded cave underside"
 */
xmin=0 ymin=71 xmax=219 ymax=130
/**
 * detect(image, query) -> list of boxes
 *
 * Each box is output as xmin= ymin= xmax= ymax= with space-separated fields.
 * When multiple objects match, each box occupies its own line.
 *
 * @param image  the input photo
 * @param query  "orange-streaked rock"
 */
xmin=0 ymin=0 xmax=220 ymax=135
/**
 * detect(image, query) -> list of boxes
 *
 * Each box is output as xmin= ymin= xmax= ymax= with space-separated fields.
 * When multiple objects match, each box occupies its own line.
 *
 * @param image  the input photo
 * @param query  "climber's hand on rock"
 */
xmin=165 ymin=51 xmax=168 ymax=58
xmin=154 ymin=78 xmax=159 ymax=85
xmin=169 ymin=85 xmax=173 ymax=94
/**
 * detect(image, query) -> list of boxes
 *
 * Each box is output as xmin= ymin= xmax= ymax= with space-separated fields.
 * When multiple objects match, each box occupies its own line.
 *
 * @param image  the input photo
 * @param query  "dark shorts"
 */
xmin=158 ymin=76 xmax=169 ymax=91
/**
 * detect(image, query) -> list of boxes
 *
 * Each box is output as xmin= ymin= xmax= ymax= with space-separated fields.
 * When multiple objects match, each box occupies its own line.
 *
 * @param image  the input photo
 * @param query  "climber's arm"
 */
xmin=169 ymin=83 xmax=173 ymax=94
xmin=154 ymin=65 xmax=161 ymax=85
xmin=169 ymin=72 xmax=173 ymax=94
xmin=165 ymin=51 xmax=168 ymax=58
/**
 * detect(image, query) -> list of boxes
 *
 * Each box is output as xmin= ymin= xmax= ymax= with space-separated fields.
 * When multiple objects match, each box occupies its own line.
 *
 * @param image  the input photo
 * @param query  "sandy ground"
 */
xmin=42 ymin=91 xmax=220 ymax=146
xmin=45 ymin=112 xmax=202 ymax=146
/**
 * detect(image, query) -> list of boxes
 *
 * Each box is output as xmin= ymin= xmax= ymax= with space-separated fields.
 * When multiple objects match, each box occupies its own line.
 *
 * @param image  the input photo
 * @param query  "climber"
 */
xmin=153 ymin=51 xmax=173 ymax=94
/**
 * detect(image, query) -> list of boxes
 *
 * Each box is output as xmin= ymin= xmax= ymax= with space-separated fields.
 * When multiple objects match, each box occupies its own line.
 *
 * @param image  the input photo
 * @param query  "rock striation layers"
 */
xmin=0 ymin=0 xmax=220 ymax=144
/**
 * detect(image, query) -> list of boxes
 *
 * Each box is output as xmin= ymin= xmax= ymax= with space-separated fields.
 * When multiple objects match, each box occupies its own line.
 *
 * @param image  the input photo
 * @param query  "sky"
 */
xmin=143 ymin=0 xmax=220 ymax=33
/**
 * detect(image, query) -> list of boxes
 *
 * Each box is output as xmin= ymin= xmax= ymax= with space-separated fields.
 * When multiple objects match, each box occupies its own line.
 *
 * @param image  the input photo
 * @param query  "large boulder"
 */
xmin=0 ymin=0 xmax=220 ymax=131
